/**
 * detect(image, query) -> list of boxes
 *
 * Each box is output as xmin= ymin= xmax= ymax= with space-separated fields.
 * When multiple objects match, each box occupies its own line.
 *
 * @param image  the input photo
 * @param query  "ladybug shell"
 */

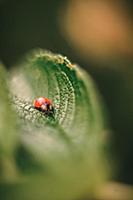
xmin=34 ymin=97 xmax=52 ymax=112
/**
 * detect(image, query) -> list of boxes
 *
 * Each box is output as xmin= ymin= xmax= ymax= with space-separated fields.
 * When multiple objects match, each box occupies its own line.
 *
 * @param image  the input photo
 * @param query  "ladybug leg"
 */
xmin=36 ymin=107 xmax=42 ymax=112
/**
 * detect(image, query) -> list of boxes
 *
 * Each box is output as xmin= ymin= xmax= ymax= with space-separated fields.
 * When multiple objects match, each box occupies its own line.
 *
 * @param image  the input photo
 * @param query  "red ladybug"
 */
xmin=34 ymin=97 xmax=54 ymax=114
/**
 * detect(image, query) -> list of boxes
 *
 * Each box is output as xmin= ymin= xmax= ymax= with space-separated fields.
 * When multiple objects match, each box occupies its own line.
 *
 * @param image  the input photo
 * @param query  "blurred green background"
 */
xmin=0 ymin=0 xmax=133 ymax=185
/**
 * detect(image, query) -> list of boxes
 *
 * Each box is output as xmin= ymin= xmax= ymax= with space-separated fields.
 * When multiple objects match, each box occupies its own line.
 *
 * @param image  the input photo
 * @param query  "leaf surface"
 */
xmin=1 ymin=50 xmax=110 ymax=200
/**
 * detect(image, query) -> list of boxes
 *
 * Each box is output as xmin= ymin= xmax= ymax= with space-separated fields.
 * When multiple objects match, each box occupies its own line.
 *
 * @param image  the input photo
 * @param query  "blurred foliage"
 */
xmin=0 ymin=50 xmax=110 ymax=200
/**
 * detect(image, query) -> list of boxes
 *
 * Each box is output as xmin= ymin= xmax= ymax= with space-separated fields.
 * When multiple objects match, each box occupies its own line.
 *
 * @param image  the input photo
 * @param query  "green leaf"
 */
xmin=0 ymin=63 xmax=19 ymax=181
xmin=1 ymin=50 xmax=110 ymax=200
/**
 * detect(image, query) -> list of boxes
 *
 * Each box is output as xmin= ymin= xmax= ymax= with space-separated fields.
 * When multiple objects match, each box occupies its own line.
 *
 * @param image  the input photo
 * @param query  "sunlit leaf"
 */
xmin=0 ymin=50 xmax=110 ymax=200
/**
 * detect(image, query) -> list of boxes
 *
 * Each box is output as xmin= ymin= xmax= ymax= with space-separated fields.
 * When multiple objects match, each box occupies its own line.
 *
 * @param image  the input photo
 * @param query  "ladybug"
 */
xmin=34 ymin=97 xmax=54 ymax=114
